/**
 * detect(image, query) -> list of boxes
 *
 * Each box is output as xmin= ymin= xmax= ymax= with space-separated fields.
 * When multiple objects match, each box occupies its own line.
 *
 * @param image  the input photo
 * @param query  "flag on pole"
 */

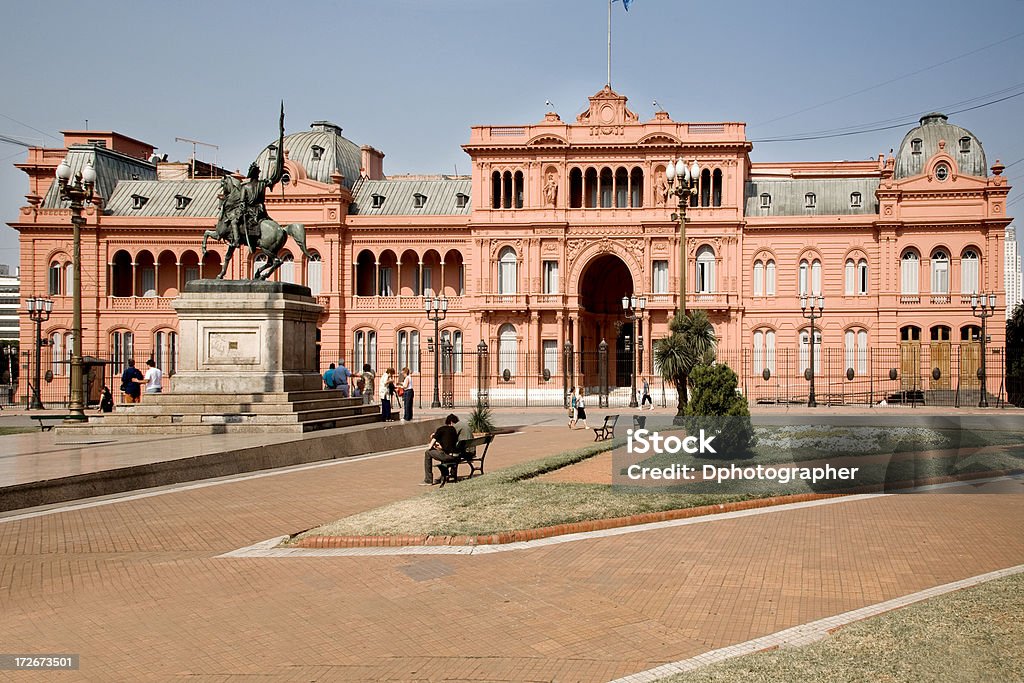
xmin=614 ymin=0 xmax=633 ymax=11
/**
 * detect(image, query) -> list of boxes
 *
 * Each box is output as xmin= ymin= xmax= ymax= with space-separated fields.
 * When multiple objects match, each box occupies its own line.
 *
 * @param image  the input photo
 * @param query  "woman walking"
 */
xmin=573 ymin=387 xmax=589 ymax=430
xmin=400 ymin=367 xmax=414 ymax=421
xmin=379 ymin=367 xmax=395 ymax=421
xmin=568 ymin=386 xmax=578 ymax=429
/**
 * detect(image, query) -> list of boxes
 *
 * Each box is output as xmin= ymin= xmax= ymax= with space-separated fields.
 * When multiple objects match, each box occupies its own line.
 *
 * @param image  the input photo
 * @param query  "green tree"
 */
xmin=684 ymin=363 xmax=756 ymax=456
xmin=653 ymin=309 xmax=716 ymax=423
xmin=1008 ymin=302 xmax=1024 ymax=406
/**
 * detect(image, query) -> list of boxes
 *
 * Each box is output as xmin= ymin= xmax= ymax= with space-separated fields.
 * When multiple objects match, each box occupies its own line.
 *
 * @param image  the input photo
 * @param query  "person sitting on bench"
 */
xmin=422 ymin=414 xmax=460 ymax=486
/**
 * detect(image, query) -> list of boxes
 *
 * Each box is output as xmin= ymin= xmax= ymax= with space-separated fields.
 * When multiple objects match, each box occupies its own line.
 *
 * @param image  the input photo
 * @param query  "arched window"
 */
xmin=844 ymin=329 xmax=868 ymax=374
xmin=65 ymin=264 xmax=73 ymax=297
xmin=569 ymin=168 xmax=583 ymax=208
xmin=48 ymin=262 xmax=62 ymax=296
xmin=712 ymin=169 xmax=723 ymax=207
xmin=502 ymin=171 xmax=513 ymax=209
xmin=765 ymin=260 xmax=776 ymax=296
xmin=498 ymin=247 xmax=517 ymax=294
xmin=513 ymin=170 xmax=524 ymax=208
xmin=111 ymin=330 xmax=134 ymax=376
xmin=799 ymin=329 xmax=822 ymax=373
xmin=584 ymin=168 xmax=598 ymax=208
xmin=901 ymin=250 xmax=919 ymax=294
xmin=961 ymin=249 xmax=979 ymax=295
xmin=491 ymin=171 xmax=501 ymax=209
xmin=695 ymin=246 xmax=715 ymax=293
xmin=278 ymin=254 xmax=295 ymax=284
xmin=753 ymin=328 xmax=776 ymax=373
xmin=353 ymin=330 xmax=377 ymax=372
xmin=440 ymin=329 xmax=464 ymax=373
xmin=700 ymin=168 xmax=711 ymax=207
xmin=397 ymin=330 xmax=421 ymax=373
xmin=901 ymin=325 xmax=921 ymax=342
xmin=931 ymin=249 xmax=949 ymax=294
xmin=615 ymin=167 xmax=628 ymax=208
xmin=253 ymin=254 xmax=267 ymax=279
xmin=630 ymin=167 xmax=644 ymax=207
xmin=498 ymin=323 xmax=517 ymax=376
xmin=811 ymin=259 xmax=822 ymax=296
xmin=845 ymin=259 xmax=855 ymax=295
xmin=154 ymin=330 xmax=178 ymax=375
xmin=51 ymin=331 xmax=64 ymax=376
xmin=306 ymin=252 xmax=322 ymax=296
xmin=753 ymin=260 xmax=764 ymax=297
xmin=799 ymin=259 xmax=809 ymax=296
xmin=599 ymin=167 xmax=613 ymax=208
xmin=858 ymin=259 xmax=868 ymax=295
xmin=844 ymin=257 xmax=868 ymax=296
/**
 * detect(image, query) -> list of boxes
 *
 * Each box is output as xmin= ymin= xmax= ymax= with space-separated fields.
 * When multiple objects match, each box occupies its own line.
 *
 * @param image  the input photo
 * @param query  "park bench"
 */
xmin=436 ymin=433 xmax=496 ymax=487
xmin=593 ymin=414 xmax=619 ymax=441
xmin=33 ymin=414 xmax=86 ymax=431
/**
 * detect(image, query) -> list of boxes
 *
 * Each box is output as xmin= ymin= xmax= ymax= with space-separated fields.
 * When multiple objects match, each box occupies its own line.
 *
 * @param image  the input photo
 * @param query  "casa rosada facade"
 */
xmin=10 ymin=87 xmax=1015 ymax=404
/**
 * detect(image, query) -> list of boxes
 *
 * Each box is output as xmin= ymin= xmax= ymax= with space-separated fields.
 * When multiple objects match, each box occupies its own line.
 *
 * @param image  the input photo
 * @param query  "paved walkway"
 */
xmin=0 ymin=421 xmax=1022 ymax=681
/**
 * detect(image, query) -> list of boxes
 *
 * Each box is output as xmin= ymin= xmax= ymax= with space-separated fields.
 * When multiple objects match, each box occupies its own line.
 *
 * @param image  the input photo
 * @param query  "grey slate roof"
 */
xmin=349 ymin=178 xmax=472 ymax=215
xmin=105 ymin=179 xmax=222 ymax=217
xmin=254 ymin=121 xmax=362 ymax=189
xmin=744 ymin=178 xmax=880 ymax=217
xmin=41 ymin=145 xmax=156 ymax=209
xmin=895 ymin=113 xmax=988 ymax=179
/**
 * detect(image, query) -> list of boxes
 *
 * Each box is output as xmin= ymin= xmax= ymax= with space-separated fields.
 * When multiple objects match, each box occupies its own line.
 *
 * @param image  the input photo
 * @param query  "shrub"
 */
xmin=684 ymin=363 xmax=756 ymax=456
xmin=468 ymin=404 xmax=496 ymax=434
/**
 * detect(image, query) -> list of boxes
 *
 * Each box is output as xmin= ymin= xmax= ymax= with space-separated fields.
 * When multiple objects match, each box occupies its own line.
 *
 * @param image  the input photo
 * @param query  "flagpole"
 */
xmin=607 ymin=0 xmax=612 ymax=86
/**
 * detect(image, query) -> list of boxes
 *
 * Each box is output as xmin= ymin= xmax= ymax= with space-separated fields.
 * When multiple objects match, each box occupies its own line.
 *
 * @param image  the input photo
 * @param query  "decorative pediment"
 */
xmin=575 ymin=85 xmax=639 ymax=127
xmin=527 ymin=134 xmax=569 ymax=147
xmin=637 ymin=132 xmax=681 ymax=146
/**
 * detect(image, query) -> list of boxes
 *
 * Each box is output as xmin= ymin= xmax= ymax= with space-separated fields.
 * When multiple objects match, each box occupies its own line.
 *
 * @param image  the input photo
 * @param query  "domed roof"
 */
xmin=254 ymin=121 xmax=362 ymax=188
xmin=894 ymin=113 xmax=987 ymax=179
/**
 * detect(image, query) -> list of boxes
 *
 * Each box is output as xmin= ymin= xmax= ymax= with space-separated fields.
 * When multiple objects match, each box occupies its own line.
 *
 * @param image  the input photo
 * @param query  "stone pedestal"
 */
xmin=171 ymin=280 xmax=322 ymax=394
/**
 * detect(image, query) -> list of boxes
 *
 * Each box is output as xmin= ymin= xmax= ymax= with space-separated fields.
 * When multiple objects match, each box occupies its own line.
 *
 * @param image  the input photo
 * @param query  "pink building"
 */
xmin=10 ymin=87 xmax=1014 ymax=406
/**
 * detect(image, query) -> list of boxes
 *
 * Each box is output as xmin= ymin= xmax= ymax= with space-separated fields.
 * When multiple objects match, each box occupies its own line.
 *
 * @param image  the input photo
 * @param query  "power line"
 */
xmin=752 ymin=29 xmax=1024 ymax=130
xmin=753 ymin=88 xmax=1024 ymax=143
xmin=0 ymin=112 xmax=59 ymax=144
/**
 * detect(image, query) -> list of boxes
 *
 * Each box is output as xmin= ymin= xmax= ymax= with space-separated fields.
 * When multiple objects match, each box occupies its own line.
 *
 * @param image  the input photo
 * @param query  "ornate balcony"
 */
xmin=107 ymin=296 xmax=173 ymax=311
xmin=482 ymin=294 xmax=529 ymax=309
xmin=350 ymin=295 xmax=464 ymax=310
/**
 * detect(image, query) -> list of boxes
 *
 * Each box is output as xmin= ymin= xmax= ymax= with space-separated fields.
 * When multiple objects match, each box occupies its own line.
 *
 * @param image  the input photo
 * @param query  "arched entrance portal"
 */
xmin=578 ymin=253 xmax=634 ymax=389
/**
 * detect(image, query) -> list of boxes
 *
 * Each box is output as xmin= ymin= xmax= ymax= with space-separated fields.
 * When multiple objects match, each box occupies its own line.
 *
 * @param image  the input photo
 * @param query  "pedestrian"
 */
xmin=573 ymin=387 xmax=589 ymax=430
xmin=143 ymin=358 xmax=163 ymax=396
xmin=400 ymin=366 xmax=414 ymax=421
xmin=120 ymin=359 xmax=143 ymax=404
xmin=322 ymin=363 xmax=336 ymax=390
xmin=361 ymin=363 xmax=375 ymax=405
xmin=98 ymin=385 xmax=114 ymax=413
xmin=568 ymin=386 xmax=578 ymax=429
xmin=334 ymin=359 xmax=352 ymax=398
xmin=421 ymin=413 xmax=460 ymax=485
xmin=379 ymin=367 xmax=396 ymax=421
xmin=641 ymin=376 xmax=653 ymax=410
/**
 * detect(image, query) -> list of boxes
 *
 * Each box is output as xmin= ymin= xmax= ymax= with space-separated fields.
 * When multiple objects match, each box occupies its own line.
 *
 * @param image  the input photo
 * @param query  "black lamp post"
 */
xmin=622 ymin=294 xmax=647 ymax=408
xmin=25 ymin=296 xmax=53 ymax=410
xmin=665 ymin=158 xmax=700 ymax=317
xmin=971 ymin=292 xmax=997 ymax=408
xmin=55 ymin=157 xmax=96 ymax=420
xmin=424 ymin=295 xmax=448 ymax=408
xmin=801 ymin=295 xmax=824 ymax=408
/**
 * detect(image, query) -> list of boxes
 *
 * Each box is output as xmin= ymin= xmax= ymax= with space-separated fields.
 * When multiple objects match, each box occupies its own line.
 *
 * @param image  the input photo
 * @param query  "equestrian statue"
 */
xmin=202 ymin=103 xmax=312 ymax=280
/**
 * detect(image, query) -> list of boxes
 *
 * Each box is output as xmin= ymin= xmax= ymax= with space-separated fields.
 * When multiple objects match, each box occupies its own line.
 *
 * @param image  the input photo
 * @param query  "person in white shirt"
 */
xmin=143 ymin=358 xmax=163 ymax=395
xmin=378 ymin=367 xmax=395 ymax=421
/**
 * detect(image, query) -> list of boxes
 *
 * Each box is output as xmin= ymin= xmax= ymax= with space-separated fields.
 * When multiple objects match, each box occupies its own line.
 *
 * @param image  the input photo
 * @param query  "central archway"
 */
xmin=578 ymin=253 xmax=634 ymax=389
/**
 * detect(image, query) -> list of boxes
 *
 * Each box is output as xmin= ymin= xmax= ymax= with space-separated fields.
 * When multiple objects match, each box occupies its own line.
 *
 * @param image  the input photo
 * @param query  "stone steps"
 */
xmin=62 ymin=411 xmax=382 ymax=435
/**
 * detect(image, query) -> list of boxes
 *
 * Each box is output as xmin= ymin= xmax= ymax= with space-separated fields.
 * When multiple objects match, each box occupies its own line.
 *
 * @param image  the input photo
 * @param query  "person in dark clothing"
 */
xmin=120 ymin=360 xmax=143 ymax=404
xmin=422 ymin=414 xmax=460 ymax=485
xmin=98 ymin=385 xmax=114 ymax=413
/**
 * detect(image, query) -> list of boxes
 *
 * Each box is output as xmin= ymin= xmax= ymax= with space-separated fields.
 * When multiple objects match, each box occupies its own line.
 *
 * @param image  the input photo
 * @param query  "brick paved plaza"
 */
xmin=1 ymin=414 xmax=1023 ymax=681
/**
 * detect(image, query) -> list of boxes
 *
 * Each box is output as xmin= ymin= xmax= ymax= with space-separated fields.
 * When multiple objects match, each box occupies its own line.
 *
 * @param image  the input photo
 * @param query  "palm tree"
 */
xmin=654 ymin=309 xmax=717 ymax=423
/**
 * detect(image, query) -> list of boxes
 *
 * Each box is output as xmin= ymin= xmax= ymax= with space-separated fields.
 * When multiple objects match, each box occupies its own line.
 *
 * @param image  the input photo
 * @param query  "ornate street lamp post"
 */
xmin=665 ymin=158 xmax=700 ymax=317
xmin=424 ymin=295 xmax=448 ymax=408
xmin=800 ymin=295 xmax=824 ymax=408
xmin=55 ymin=158 xmax=96 ymax=420
xmin=622 ymin=295 xmax=647 ymax=408
xmin=25 ymin=296 xmax=53 ymax=410
xmin=971 ymin=293 xmax=997 ymax=408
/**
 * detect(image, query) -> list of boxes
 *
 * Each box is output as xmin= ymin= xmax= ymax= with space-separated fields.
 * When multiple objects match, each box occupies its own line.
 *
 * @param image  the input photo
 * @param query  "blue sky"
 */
xmin=2 ymin=0 xmax=1023 ymax=268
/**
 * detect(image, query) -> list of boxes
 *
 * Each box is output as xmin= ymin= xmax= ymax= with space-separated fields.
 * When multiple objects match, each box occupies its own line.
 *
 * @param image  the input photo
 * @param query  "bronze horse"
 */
xmin=202 ymin=175 xmax=312 ymax=280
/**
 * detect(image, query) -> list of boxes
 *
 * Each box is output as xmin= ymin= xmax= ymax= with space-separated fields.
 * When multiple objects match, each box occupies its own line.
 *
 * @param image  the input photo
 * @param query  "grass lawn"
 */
xmin=661 ymin=571 xmax=1024 ymax=683
xmin=294 ymin=425 xmax=1024 ymax=541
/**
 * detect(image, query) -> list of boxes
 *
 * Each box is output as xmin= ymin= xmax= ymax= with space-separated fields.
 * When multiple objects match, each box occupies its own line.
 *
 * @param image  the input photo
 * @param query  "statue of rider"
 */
xmin=235 ymin=105 xmax=285 ymax=249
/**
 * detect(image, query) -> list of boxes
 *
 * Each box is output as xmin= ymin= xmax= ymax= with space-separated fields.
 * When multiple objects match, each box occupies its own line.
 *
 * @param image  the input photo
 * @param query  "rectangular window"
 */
xmin=422 ymin=267 xmax=433 ymax=297
xmin=141 ymin=268 xmax=156 ymax=296
xmin=543 ymin=339 xmax=558 ymax=375
xmin=652 ymin=260 xmax=669 ymax=294
xmin=858 ymin=261 xmax=868 ymax=295
xmin=543 ymin=261 xmax=559 ymax=294
xmin=49 ymin=265 xmax=61 ymax=296
xmin=379 ymin=267 xmax=393 ymax=296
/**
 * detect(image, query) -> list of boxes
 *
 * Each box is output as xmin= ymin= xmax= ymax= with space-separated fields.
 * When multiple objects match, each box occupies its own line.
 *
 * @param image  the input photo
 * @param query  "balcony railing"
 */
xmin=107 ymin=296 xmax=173 ymax=310
xmin=482 ymin=294 xmax=529 ymax=309
xmin=351 ymin=295 xmax=464 ymax=310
